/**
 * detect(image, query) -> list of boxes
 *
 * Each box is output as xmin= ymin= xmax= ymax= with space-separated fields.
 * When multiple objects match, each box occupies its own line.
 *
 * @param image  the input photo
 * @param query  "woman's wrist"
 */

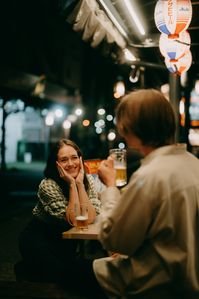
xmin=76 ymin=181 xmax=85 ymax=188
xmin=69 ymin=179 xmax=76 ymax=188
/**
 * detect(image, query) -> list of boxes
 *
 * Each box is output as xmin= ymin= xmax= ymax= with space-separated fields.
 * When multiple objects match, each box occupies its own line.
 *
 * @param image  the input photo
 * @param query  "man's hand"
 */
xmin=98 ymin=157 xmax=116 ymax=187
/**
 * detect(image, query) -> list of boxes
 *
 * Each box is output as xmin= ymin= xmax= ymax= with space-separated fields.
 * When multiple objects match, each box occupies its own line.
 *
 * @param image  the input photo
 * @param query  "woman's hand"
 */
xmin=56 ymin=161 xmax=75 ymax=185
xmin=75 ymin=157 xmax=85 ymax=185
xmin=98 ymin=157 xmax=116 ymax=187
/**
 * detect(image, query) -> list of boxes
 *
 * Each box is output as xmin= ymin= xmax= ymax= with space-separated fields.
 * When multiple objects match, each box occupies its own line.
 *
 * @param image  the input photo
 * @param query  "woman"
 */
xmin=17 ymin=139 xmax=106 ymax=295
xmin=34 ymin=139 xmax=102 ymax=228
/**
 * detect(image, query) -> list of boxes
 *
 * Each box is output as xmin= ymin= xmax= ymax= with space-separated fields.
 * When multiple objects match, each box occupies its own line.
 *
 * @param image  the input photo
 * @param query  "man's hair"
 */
xmin=116 ymin=89 xmax=176 ymax=147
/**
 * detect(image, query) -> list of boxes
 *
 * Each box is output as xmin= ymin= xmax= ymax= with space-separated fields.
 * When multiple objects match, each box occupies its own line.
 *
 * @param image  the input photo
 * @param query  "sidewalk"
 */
xmin=0 ymin=162 xmax=44 ymax=280
xmin=0 ymin=205 xmax=33 ymax=280
xmin=0 ymin=162 xmax=44 ymax=208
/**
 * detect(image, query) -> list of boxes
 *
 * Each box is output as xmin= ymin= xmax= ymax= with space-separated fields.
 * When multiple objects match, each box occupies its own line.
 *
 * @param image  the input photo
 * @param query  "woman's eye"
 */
xmin=60 ymin=158 xmax=68 ymax=163
xmin=58 ymin=156 xmax=79 ymax=163
xmin=71 ymin=156 xmax=78 ymax=161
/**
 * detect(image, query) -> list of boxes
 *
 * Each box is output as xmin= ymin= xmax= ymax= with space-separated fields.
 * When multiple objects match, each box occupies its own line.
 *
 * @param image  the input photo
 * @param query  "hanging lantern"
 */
xmin=159 ymin=30 xmax=191 ymax=62
xmin=165 ymin=50 xmax=192 ymax=75
xmin=154 ymin=0 xmax=192 ymax=39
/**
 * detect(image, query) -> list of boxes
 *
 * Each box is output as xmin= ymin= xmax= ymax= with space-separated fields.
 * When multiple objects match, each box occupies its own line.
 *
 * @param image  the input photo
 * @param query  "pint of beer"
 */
xmin=75 ymin=204 xmax=88 ymax=230
xmin=75 ymin=215 xmax=88 ymax=230
xmin=110 ymin=148 xmax=127 ymax=187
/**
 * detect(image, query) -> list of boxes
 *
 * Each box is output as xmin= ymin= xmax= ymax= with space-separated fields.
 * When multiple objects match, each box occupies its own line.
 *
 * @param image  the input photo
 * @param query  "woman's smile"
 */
xmin=65 ymin=166 xmax=79 ymax=177
xmin=57 ymin=144 xmax=80 ymax=178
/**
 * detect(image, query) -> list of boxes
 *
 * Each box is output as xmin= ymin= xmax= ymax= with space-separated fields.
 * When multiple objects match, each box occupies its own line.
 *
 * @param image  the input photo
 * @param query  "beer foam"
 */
xmin=114 ymin=165 xmax=126 ymax=169
xmin=75 ymin=215 xmax=88 ymax=221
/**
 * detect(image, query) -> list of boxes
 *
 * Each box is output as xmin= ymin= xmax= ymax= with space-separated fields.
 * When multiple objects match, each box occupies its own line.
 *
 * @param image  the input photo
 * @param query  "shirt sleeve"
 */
xmin=37 ymin=179 xmax=68 ymax=220
xmin=98 ymin=175 xmax=155 ymax=256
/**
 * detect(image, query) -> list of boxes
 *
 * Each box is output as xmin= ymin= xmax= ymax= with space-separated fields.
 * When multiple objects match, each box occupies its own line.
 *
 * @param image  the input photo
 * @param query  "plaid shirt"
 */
xmin=33 ymin=174 xmax=104 ymax=225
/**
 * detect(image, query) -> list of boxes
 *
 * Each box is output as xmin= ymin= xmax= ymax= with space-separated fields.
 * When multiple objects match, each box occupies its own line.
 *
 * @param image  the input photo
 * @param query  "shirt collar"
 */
xmin=141 ymin=143 xmax=187 ymax=166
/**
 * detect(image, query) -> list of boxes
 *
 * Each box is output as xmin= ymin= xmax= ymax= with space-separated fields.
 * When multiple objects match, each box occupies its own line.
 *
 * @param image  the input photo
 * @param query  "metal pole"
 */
xmin=45 ymin=125 xmax=50 ymax=161
xmin=169 ymin=73 xmax=181 ymax=142
xmin=1 ymin=98 xmax=7 ymax=171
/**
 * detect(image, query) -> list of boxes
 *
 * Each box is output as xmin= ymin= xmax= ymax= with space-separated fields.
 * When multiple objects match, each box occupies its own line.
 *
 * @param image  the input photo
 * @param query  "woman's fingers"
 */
xmin=58 ymin=167 xmax=64 ymax=177
xmin=79 ymin=157 xmax=84 ymax=174
xmin=56 ymin=161 xmax=65 ymax=177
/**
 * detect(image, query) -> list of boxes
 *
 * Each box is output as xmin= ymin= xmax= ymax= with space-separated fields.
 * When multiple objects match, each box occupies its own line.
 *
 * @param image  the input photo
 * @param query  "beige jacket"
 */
xmin=94 ymin=144 xmax=199 ymax=298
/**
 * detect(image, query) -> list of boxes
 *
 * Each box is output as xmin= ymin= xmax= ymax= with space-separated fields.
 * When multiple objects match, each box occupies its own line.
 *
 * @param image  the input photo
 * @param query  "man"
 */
xmin=93 ymin=89 xmax=199 ymax=299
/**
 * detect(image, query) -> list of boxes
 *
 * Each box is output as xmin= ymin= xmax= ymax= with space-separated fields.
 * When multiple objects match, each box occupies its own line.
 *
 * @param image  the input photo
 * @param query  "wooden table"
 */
xmin=62 ymin=219 xmax=100 ymax=240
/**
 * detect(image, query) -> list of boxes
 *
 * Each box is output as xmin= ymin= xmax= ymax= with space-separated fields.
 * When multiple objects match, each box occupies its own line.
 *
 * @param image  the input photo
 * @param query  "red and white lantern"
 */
xmin=159 ymin=30 xmax=191 ymax=62
xmin=154 ymin=0 xmax=192 ymax=39
xmin=165 ymin=50 xmax=192 ymax=75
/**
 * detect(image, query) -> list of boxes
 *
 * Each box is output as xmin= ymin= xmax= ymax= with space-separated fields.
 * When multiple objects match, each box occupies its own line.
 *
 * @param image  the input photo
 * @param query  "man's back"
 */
xmin=95 ymin=144 xmax=199 ymax=297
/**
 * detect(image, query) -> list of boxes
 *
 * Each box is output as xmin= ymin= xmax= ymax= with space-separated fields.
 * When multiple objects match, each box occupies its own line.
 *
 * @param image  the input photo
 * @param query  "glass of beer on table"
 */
xmin=109 ymin=148 xmax=127 ymax=187
xmin=74 ymin=203 xmax=88 ymax=230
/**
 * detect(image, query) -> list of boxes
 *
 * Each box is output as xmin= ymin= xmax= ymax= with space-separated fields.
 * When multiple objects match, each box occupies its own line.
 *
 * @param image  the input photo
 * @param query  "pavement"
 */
xmin=0 ymin=165 xmax=43 ymax=281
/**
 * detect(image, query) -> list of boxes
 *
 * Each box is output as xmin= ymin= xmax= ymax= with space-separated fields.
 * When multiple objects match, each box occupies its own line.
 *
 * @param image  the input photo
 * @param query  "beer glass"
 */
xmin=109 ymin=148 xmax=127 ymax=187
xmin=75 ymin=203 xmax=89 ymax=230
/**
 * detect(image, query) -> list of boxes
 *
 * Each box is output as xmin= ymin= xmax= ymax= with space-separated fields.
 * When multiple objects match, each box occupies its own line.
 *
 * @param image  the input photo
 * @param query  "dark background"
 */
xmin=0 ymin=0 xmax=198 ymax=291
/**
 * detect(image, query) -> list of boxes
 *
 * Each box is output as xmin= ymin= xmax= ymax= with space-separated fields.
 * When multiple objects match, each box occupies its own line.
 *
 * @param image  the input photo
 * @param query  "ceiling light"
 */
xmin=98 ymin=0 xmax=128 ymax=39
xmin=114 ymin=78 xmax=125 ymax=98
xmin=45 ymin=113 xmax=54 ymax=126
xmin=123 ymin=0 xmax=146 ymax=36
xmin=97 ymin=108 xmax=106 ymax=115
xmin=106 ymin=114 xmax=113 ymax=121
xmin=75 ymin=108 xmax=83 ymax=116
xmin=54 ymin=108 xmax=63 ymax=118
xmin=195 ymin=80 xmax=199 ymax=95
xmin=96 ymin=127 xmax=103 ymax=134
xmin=118 ymin=142 xmax=125 ymax=149
xmin=123 ymin=48 xmax=136 ymax=62
xmin=129 ymin=66 xmax=140 ymax=83
xmin=82 ymin=119 xmax=90 ymax=127
xmin=107 ymin=131 xmax=116 ymax=141
xmin=63 ymin=120 xmax=71 ymax=129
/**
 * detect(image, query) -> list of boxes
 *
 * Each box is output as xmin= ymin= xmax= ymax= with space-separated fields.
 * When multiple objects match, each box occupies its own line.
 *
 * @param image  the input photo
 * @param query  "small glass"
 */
xmin=109 ymin=148 xmax=127 ymax=187
xmin=74 ymin=203 xmax=89 ymax=230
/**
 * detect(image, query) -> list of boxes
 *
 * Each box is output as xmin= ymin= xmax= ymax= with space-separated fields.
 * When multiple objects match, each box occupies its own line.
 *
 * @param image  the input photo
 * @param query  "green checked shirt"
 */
xmin=32 ymin=174 xmax=105 ymax=227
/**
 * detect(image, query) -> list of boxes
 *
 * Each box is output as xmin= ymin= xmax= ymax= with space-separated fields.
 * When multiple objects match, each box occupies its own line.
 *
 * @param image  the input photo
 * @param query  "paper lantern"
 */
xmin=159 ymin=30 xmax=191 ymax=62
xmin=165 ymin=50 xmax=192 ymax=75
xmin=154 ymin=0 xmax=192 ymax=39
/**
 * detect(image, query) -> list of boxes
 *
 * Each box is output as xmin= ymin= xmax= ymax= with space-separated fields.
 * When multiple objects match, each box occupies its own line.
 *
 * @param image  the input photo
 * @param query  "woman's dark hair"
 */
xmin=116 ymin=89 xmax=176 ymax=147
xmin=44 ymin=139 xmax=89 ymax=197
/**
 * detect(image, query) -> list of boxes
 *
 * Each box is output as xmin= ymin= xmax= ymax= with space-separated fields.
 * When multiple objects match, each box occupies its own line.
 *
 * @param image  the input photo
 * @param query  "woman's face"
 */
xmin=57 ymin=145 xmax=80 ymax=178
